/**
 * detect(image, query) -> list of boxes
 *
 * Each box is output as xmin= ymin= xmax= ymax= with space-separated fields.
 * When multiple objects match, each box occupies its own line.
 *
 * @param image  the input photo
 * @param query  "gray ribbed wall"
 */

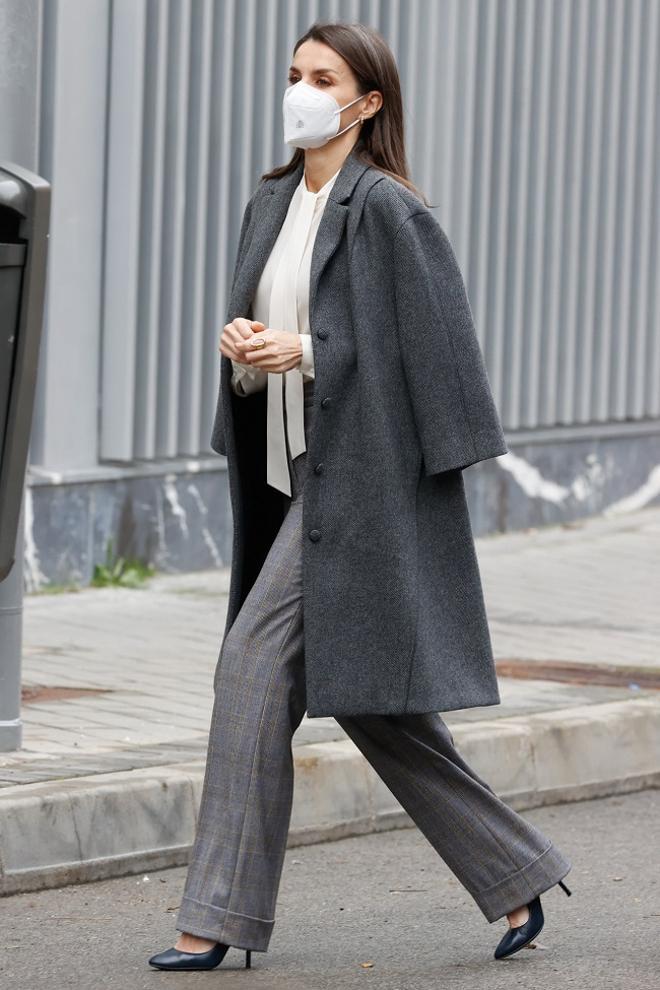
xmin=30 ymin=0 xmax=660 ymax=472
xmin=1 ymin=0 xmax=659 ymax=586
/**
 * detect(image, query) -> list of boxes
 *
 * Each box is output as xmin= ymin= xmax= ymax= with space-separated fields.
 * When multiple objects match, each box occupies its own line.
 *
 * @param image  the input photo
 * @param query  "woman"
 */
xmin=149 ymin=21 xmax=572 ymax=973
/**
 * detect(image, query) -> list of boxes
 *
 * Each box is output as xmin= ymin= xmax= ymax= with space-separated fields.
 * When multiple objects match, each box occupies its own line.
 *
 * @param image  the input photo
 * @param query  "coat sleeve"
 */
xmin=393 ymin=211 xmax=509 ymax=476
xmin=209 ymin=190 xmax=258 ymax=455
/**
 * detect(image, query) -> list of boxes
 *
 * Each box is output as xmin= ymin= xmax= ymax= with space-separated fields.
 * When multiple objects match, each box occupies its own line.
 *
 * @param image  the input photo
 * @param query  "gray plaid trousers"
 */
xmin=176 ymin=379 xmax=571 ymax=952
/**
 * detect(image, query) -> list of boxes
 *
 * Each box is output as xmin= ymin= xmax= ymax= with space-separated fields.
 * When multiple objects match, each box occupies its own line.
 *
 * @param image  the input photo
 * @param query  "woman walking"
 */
xmin=149 ymin=21 xmax=572 ymax=973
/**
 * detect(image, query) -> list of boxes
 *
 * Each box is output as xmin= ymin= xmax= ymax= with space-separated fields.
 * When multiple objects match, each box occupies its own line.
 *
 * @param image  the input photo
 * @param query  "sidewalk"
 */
xmin=1 ymin=505 xmax=659 ymax=896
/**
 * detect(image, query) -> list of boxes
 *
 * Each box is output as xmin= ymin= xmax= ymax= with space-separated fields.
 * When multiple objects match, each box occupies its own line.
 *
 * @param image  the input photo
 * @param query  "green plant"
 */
xmin=91 ymin=538 xmax=156 ymax=588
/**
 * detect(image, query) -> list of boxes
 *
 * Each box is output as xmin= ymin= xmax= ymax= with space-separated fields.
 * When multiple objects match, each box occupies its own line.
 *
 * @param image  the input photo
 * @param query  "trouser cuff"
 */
xmin=176 ymin=895 xmax=274 ymax=951
xmin=475 ymin=843 xmax=572 ymax=923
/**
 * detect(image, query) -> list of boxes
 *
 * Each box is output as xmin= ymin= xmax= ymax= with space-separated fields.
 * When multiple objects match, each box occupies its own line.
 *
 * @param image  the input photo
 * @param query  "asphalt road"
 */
xmin=2 ymin=789 xmax=659 ymax=990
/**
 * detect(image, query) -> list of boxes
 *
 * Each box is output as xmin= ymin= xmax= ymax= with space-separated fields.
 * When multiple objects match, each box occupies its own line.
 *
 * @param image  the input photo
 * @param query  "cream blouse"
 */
xmin=230 ymin=165 xmax=341 ymax=496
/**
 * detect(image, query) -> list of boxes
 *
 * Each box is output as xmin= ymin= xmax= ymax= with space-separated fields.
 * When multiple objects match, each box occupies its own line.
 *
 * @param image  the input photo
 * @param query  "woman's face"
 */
xmin=287 ymin=40 xmax=381 ymax=123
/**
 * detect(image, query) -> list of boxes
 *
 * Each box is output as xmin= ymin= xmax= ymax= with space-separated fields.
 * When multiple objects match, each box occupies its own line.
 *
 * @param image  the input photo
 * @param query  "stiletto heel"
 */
xmin=558 ymin=879 xmax=572 ymax=896
xmin=245 ymin=949 xmax=252 ymax=968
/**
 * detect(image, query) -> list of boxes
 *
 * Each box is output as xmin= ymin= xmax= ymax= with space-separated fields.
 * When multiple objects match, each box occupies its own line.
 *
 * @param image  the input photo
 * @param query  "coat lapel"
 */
xmin=227 ymin=164 xmax=302 ymax=321
xmin=228 ymin=147 xmax=371 ymax=324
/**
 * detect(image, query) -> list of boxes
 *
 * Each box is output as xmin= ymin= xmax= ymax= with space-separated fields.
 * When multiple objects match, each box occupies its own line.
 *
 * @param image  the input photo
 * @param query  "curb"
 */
xmin=1 ymin=697 xmax=659 ymax=897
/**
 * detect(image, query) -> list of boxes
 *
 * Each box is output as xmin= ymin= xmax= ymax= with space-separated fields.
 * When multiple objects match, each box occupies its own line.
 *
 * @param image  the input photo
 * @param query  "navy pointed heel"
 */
xmin=494 ymin=877 xmax=572 ymax=960
xmin=148 ymin=941 xmax=252 ymax=971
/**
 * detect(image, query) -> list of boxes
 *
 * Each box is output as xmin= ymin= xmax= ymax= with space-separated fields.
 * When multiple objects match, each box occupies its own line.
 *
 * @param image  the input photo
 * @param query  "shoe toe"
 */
xmin=148 ymin=948 xmax=177 ymax=967
xmin=494 ymin=930 xmax=523 ymax=959
xmin=148 ymin=947 xmax=203 ymax=969
xmin=148 ymin=942 xmax=227 ymax=971
xmin=149 ymin=947 xmax=200 ymax=967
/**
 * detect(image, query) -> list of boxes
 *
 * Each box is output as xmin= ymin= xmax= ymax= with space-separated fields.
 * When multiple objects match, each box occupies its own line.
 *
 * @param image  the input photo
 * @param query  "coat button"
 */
xmin=309 ymin=528 xmax=321 ymax=542
xmin=314 ymin=462 xmax=324 ymax=474
xmin=321 ymin=396 xmax=332 ymax=408
xmin=317 ymin=328 xmax=328 ymax=339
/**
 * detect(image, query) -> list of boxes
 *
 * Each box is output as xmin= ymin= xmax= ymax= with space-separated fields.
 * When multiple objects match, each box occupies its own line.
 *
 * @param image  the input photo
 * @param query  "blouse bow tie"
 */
xmin=265 ymin=180 xmax=332 ymax=496
xmin=231 ymin=167 xmax=341 ymax=497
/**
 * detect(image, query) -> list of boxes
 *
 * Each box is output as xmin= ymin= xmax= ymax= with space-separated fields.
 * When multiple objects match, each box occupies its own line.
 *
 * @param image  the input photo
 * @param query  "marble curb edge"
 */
xmin=1 ymin=697 xmax=659 ymax=897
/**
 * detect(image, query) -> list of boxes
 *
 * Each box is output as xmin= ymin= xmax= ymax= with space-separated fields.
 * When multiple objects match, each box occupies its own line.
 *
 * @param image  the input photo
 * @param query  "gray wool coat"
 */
xmin=210 ymin=146 xmax=509 ymax=718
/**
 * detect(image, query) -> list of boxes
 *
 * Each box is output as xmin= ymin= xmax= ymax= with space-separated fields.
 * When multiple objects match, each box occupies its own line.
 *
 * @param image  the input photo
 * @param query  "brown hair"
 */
xmin=261 ymin=21 xmax=430 ymax=207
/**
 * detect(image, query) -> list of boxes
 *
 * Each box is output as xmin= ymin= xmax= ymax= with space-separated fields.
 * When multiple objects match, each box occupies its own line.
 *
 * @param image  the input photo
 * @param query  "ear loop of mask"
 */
xmin=333 ymin=94 xmax=367 ymax=138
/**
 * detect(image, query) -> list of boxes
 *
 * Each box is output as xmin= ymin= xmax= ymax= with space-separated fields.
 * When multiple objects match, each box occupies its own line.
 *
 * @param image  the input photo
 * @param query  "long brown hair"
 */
xmin=262 ymin=21 xmax=430 ymax=207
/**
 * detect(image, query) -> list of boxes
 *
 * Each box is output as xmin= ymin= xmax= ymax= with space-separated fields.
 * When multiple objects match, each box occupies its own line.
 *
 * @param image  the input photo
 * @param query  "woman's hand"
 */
xmin=219 ymin=319 xmax=302 ymax=373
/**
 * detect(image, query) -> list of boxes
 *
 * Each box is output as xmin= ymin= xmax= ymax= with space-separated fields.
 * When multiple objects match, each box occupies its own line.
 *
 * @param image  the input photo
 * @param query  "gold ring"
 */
xmin=250 ymin=337 xmax=267 ymax=349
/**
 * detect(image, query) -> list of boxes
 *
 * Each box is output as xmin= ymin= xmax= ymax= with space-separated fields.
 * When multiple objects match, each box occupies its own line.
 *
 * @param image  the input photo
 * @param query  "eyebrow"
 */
xmin=288 ymin=66 xmax=339 ymax=75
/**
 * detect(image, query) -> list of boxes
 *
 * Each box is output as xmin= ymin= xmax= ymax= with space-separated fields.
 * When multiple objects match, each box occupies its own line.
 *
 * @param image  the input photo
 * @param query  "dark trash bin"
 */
xmin=0 ymin=162 xmax=50 ymax=582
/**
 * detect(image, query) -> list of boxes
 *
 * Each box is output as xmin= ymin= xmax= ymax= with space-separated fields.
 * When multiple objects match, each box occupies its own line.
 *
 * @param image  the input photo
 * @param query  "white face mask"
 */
xmin=282 ymin=79 xmax=365 ymax=149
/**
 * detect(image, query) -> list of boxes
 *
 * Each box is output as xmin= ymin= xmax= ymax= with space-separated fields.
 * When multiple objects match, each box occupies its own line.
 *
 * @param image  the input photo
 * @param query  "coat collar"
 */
xmin=228 ymin=147 xmax=372 ymax=322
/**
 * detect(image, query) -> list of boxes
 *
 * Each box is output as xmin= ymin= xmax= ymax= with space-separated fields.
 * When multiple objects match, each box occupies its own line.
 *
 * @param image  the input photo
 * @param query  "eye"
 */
xmin=287 ymin=75 xmax=332 ymax=86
